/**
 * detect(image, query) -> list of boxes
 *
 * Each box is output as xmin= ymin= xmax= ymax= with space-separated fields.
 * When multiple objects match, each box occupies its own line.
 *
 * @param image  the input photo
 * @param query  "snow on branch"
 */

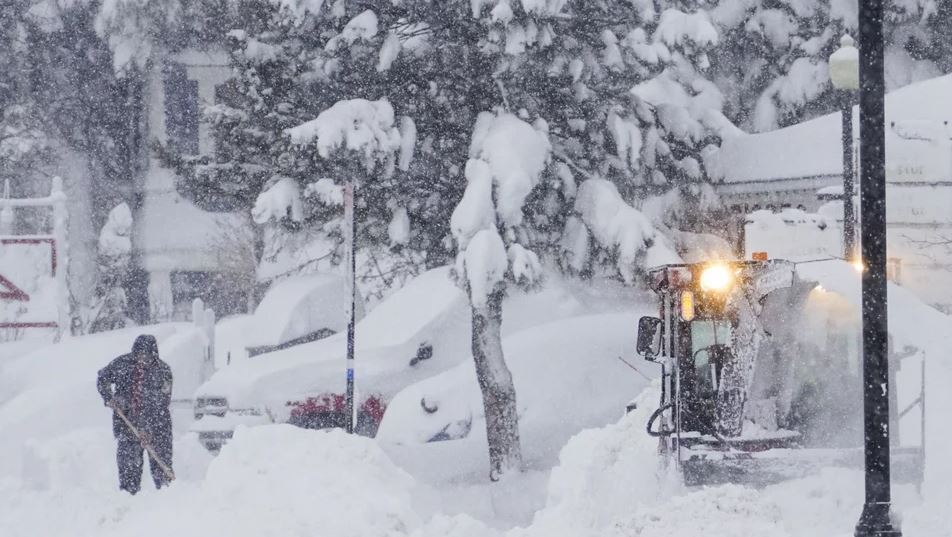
xmin=98 ymin=203 xmax=133 ymax=267
xmin=303 ymin=178 xmax=344 ymax=206
xmin=325 ymin=10 xmax=379 ymax=51
xmin=607 ymin=111 xmax=643 ymax=171
xmin=252 ymin=177 xmax=303 ymax=225
xmin=571 ymin=179 xmax=680 ymax=283
xmin=468 ymin=111 xmax=551 ymax=228
xmin=654 ymin=9 xmax=718 ymax=49
xmin=451 ymin=159 xmax=497 ymax=250
xmin=287 ymin=98 xmax=403 ymax=173
xmin=452 ymin=111 xmax=552 ymax=304
xmin=273 ymin=0 xmax=330 ymax=25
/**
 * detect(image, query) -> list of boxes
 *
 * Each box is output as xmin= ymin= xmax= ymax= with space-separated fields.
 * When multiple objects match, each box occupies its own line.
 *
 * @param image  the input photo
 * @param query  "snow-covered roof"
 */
xmin=708 ymin=74 xmax=952 ymax=184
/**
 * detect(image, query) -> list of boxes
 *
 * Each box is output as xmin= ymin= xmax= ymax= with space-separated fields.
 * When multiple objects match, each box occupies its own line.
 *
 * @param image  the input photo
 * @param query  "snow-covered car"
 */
xmin=375 ymin=312 xmax=656 ymax=466
xmin=190 ymin=267 xmax=470 ymax=451
xmin=191 ymin=267 xmax=646 ymax=451
xmin=193 ymin=273 xmax=361 ymax=426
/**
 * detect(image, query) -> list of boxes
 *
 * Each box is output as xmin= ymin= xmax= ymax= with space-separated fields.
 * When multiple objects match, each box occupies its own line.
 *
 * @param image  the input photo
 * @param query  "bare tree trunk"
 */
xmin=471 ymin=286 xmax=522 ymax=481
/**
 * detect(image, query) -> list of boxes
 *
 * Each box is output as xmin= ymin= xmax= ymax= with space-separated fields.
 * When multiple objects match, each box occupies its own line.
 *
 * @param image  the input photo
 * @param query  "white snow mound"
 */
xmin=3 ymin=425 xmax=425 ymax=537
xmin=514 ymin=384 xmax=678 ymax=537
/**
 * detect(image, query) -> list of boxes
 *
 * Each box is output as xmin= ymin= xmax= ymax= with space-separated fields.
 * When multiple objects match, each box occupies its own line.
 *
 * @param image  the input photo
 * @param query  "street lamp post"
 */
xmin=830 ymin=34 xmax=859 ymax=260
xmin=854 ymin=2 xmax=901 ymax=537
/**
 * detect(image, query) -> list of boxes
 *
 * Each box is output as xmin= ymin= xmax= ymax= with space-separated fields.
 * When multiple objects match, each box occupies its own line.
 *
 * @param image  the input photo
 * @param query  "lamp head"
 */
xmin=830 ymin=34 xmax=860 ymax=91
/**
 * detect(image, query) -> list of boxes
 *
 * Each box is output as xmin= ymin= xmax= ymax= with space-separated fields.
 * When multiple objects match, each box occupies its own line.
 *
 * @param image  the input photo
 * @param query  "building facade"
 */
xmin=129 ymin=48 xmax=253 ymax=323
xmin=706 ymin=74 xmax=952 ymax=311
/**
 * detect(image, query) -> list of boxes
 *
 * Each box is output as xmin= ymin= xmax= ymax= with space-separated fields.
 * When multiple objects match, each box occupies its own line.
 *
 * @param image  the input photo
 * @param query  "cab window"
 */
xmin=691 ymin=320 xmax=732 ymax=392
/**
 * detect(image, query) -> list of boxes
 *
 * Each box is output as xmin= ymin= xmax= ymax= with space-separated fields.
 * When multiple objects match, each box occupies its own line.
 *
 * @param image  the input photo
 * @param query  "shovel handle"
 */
xmin=113 ymin=406 xmax=176 ymax=481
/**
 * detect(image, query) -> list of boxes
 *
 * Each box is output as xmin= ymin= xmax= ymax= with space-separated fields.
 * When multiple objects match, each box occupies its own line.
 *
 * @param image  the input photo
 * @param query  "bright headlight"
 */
xmin=700 ymin=264 xmax=733 ymax=292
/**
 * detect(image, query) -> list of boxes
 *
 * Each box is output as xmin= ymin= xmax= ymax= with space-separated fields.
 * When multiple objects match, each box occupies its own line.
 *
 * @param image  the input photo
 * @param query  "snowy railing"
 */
xmin=0 ymin=177 xmax=69 ymax=341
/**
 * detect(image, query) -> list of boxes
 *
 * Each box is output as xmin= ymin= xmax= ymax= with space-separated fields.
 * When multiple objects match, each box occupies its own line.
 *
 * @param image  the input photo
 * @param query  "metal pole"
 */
xmin=842 ymin=93 xmax=856 ymax=259
xmin=344 ymin=181 xmax=356 ymax=434
xmin=855 ymin=1 xmax=900 ymax=535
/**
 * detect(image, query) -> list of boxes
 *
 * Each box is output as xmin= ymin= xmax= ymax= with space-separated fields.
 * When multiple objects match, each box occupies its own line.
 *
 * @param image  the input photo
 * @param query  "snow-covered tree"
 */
xmin=94 ymin=0 xmax=241 ymax=71
xmin=155 ymin=3 xmax=436 ymax=299
xmin=468 ymin=0 xmax=738 ymax=242
xmin=0 ymin=2 xmax=53 ymax=189
xmin=450 ymin=110 xmax=551 ymax=480
xmin=532 ymin=2 xmax=731 ymax=196
xmin=273 ymin=98 xmax=406 ymax=298
xmin=708 ymin=0 xmax=946 ymax=132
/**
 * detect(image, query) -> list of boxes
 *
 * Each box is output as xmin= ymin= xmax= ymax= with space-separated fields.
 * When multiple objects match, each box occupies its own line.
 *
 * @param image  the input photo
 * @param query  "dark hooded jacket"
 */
xmin=97 ymin=335 xmax=173 ymax=439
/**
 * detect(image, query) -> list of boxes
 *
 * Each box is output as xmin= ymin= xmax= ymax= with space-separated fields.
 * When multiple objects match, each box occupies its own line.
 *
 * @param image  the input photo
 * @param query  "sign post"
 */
xmin=344 ymin=180 xmax=357 ymax=434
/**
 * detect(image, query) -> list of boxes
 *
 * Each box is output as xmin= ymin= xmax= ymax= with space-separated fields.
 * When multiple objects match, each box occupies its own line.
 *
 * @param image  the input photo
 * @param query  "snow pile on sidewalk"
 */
xmin=513 ymin=385 xmax=677 ymax=537
xmin=186 ymin=426 xmax=421 ymax=537
xmin=2 ymin=425 xmax=435 ymax=537
xmin=16 ymin=428 xmax=211 ymax=492
xmin=515 ymin=401 xmax=921 ymax=537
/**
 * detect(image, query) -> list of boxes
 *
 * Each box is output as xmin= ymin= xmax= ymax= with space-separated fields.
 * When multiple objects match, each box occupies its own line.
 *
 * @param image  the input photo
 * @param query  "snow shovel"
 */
xmin=113 ymin=406 xmax=176 ymax=482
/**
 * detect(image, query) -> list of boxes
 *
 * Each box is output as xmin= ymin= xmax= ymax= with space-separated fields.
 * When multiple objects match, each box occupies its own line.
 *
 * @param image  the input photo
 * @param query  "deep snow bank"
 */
xmin=3 ymin=425 xmax=432 ymax=537
xmin=512 ymin=385 xmax=678 ymax=537
xmin=510 ymin=385 xmax=929 ymax=537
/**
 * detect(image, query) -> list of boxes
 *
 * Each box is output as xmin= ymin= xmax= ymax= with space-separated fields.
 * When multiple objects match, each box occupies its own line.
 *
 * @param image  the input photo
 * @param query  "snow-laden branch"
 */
xmin=287 ymin=98 xmax=403 ymax=174
xmin=565 ymin=178 xmax=680 ymax=284
xmin=452 ymin=110 xmax=551 ymax=305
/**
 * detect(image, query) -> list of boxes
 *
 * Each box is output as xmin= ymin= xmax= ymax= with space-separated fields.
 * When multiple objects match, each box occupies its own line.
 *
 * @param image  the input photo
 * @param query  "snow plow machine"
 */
xmin=636 ymin=259 xmax=925 ymax=487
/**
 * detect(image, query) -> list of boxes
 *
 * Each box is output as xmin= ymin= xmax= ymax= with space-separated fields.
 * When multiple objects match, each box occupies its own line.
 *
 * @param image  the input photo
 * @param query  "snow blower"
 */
xmin=635 ymin=259 xmax=925 ymax=487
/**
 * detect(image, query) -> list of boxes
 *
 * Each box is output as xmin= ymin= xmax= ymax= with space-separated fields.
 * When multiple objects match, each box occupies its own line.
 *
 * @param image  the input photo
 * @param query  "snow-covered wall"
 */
xmin=744 ymin=209 xmax=841 ymax=261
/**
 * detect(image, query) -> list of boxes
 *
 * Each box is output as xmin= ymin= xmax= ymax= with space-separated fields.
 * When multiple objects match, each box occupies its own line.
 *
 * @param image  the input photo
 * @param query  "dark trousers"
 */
xmin=116 ymin=433 xmax=173 ymax=494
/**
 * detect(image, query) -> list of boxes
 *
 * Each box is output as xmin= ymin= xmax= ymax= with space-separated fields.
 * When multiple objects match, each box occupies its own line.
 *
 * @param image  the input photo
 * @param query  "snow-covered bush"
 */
xmin=83 ymin=203 xmax=133 ymax=333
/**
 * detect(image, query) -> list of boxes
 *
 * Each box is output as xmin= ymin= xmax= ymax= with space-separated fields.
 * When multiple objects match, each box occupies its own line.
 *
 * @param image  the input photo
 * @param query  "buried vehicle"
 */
xmin=636 ymin=259 xmax=925 ymax=486
xmin=191 ymin=267 xmax=470 ymax=451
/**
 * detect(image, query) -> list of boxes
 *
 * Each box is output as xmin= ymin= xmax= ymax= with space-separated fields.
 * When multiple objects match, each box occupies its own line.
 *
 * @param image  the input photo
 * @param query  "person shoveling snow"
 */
xmin=96 ymin=334 xmax=175 ymax=494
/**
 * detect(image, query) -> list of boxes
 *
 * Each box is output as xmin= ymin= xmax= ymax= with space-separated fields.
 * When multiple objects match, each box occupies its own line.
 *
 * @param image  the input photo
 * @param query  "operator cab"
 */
xmin=637 ymin=261 xmax=814 ymax=476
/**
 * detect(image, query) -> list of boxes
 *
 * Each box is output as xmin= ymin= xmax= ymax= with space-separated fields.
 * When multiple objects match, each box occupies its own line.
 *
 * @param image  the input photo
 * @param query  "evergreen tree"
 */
xmin=0 ymin=1 xmax=53 ymax=191
xmin=708 ymin=0 xmax=946 ymax=132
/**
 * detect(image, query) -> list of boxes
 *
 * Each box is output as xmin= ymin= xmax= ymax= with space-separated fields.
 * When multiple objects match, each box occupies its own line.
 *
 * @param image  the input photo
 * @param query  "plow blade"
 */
xmin=681 ymin=446 xmax=923 ymax=487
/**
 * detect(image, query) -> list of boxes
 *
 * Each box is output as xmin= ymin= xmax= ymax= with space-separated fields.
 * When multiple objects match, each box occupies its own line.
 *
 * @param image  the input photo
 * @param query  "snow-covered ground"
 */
xmin=2 ymin=261 xmax=952 ymax=536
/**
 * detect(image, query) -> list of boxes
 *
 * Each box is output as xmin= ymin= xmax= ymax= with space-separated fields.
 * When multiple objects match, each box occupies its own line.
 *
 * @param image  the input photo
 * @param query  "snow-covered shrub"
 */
xmin=83 ymin=203 xmax=133 ymax=333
